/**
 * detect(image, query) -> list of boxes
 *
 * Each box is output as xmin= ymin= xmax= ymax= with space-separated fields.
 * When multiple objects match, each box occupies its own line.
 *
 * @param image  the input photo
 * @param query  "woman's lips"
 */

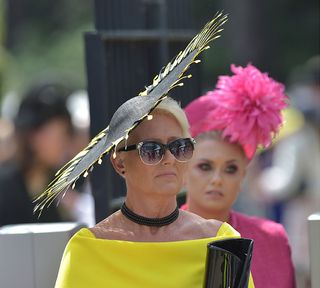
xmin=156 ymin=172 xmax=177 ymax=177
xmin=205 ymin=190 xmax=224 ymax=199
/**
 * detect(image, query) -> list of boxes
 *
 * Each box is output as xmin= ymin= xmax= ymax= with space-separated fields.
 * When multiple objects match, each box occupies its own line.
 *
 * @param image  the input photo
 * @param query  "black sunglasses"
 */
xmin=118 ymin=138 xmax=196 ymax=165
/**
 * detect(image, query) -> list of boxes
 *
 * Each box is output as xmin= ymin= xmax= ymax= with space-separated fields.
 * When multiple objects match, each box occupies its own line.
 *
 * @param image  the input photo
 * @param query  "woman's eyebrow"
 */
xmin=198 ymin=158 xmax=213 ymax=163
xmin=141 ymin=136 xmax=181 ymax=143
xmin=197 ymin=159 xmax=239 ymax=164
xmin=226 ymin=159 xmax=239 ymax=164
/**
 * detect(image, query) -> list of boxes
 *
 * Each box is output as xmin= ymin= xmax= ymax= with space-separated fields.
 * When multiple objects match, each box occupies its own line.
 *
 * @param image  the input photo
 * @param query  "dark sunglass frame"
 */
xmin=118 ymin=138 xmax=196 ymax=165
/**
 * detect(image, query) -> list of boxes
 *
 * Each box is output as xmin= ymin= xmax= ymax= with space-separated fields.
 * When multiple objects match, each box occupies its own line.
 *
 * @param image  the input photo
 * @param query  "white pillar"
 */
xmin=308 ymin=212 xmax=320 ymax=288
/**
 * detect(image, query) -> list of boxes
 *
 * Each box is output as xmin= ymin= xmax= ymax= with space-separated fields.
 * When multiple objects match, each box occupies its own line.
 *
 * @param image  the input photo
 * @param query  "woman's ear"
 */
xmin=110 ymin=152 xmax=126 ymax=177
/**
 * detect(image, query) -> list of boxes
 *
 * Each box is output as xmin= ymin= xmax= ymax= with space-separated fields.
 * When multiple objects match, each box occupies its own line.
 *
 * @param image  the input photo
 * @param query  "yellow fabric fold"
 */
xmin=55 ymin=222 xmax=254 ymax=288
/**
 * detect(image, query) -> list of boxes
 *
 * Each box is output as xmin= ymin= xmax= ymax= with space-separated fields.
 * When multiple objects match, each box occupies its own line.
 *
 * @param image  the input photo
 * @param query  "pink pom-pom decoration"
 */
xmin=184 ymin=64 xmax=288 ymax=159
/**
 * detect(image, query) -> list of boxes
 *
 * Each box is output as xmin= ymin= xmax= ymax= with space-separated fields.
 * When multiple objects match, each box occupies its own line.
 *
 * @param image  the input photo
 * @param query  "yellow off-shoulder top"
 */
xmin=55 ymin=222 xmax=254 ymax=288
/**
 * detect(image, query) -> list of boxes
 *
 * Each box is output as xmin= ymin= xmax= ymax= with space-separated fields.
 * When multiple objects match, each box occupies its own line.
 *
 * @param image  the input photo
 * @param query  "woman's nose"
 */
xmin=210 ymin=170 xmax=223 ymax=186
xmin=161 ymin=148 xmax=176 ymax=165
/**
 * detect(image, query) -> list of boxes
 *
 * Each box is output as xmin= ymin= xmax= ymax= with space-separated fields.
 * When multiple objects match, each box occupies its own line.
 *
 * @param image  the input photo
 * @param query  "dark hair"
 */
xmin=15 ymin=83 xmax=72 ymax=132
xmin=14 ymin=83 xmax=73 ymax=171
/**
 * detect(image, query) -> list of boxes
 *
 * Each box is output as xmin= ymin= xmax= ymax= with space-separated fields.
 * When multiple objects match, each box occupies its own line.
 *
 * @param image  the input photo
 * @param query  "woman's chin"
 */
xmin=202 ymin=201 xmax=228 ymax=213
xmin=156 ymin=185 xmax=180 ymax=197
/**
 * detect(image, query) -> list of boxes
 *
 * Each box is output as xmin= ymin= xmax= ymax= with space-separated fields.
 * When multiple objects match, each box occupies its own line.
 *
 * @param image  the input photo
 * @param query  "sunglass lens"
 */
xmin=169 ymin=139 xmax=194 ymax=161
xmin=140 ymin=142 xmax=163 ymax=164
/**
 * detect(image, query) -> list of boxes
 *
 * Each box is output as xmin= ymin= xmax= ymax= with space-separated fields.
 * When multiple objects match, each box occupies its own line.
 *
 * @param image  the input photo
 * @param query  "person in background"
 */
xmin=0 ymin=82 xmax=75 ymax=226
xmin=256 ymin=55 xmax=320 ymax=287
xmin=182 ymin=64 xmax=296 ymax=288
xmin=0 ymin=118 xmax=16 ymax=164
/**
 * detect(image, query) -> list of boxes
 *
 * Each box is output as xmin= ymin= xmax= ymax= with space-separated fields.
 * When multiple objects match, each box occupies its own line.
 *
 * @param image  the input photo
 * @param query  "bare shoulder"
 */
xmin=89 ymin=211 xmax=129 ymax=240
xmin=88 ymin=210 xmax=225 ymax=241
xmin=178 ymin=210 xmax=223 ymax=238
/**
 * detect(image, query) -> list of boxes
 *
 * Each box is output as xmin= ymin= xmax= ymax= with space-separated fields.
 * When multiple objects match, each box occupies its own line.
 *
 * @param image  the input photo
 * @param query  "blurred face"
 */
xmin=185 ymin=137 xmax=248 ymax=216
xmin=31 ymin=118 xmax=71 ymax=168
xmin=115 ymin=112 xmax=189 ymax=198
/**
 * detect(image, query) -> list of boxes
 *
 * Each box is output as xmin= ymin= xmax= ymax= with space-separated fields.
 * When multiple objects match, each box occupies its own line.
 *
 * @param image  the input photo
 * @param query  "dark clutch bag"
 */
xmin=203 ymin=238 xmax=254 ymax=288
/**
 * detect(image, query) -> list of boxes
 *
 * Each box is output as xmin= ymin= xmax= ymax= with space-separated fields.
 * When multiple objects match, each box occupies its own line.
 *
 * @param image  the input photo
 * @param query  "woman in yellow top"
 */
xmin=35 ymin=13 xmax=254 ymax=288
xmin=55 ymin=98 xmax=254 ymax=288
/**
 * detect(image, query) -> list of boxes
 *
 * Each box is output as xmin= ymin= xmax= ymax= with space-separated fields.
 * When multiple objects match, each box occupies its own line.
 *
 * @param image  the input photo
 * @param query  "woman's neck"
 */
xmin=187 ymin=201 xmax=230 ymax=223
xmin=124 ymin=194 xmax=178 ymax=219
xmin=25 ymin=165 xmax=50 ymax=197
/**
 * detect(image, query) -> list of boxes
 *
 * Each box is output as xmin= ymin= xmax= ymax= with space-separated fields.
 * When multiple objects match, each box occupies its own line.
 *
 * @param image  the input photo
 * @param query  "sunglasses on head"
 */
xmin=118 ymin=138 xmax=196 ymax=165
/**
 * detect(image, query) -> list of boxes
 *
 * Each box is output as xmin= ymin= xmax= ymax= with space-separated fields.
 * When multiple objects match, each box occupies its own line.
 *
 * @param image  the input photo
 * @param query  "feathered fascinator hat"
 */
xmin=34 ymin=12 xmax=228 ymax=215
xmin=184 ymin=64 xmax=288 ymax=159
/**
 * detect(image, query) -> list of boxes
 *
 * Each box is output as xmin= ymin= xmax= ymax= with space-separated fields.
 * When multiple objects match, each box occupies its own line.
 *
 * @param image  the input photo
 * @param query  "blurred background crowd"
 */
xmin=0 ymin=0 xmax=319 ymax=287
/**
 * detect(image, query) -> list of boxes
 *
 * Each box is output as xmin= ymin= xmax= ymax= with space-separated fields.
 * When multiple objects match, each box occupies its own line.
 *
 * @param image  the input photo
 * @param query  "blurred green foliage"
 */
xmin=0 ymin=0 xmax=318 ymax=106
xmin=1 ymin=0 xmax=93 ymax=103
xmin=4 ymin=22 xmax=92 ymax=93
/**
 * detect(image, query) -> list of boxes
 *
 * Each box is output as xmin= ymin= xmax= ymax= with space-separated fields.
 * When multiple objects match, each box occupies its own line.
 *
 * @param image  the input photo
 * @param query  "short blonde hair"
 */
xmin=153 ymin=96 xmax=190 ymax=138
xmin=115 ymin=96 xmax=190 ymax=151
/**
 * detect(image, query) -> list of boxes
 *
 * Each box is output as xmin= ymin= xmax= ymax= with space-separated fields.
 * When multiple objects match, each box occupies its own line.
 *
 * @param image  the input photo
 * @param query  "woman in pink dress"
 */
xmin=182 ymin=64 xmax=296 ymax=288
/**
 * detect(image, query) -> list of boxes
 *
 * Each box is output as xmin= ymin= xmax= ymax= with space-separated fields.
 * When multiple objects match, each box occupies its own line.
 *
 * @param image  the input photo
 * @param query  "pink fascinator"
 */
xmin=184 ymin=64 xmax=288 ymax=159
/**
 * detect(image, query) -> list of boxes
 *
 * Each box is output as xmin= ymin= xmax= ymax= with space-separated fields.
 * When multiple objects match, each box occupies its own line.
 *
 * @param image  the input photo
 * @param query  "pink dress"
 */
xmin=181 ymin=205 xmax=296 ymax=288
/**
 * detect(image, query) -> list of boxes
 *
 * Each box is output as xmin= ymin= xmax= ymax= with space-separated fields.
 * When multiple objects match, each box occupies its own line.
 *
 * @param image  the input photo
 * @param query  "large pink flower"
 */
xmin=184 ymin=64 xmax=288 ymax=159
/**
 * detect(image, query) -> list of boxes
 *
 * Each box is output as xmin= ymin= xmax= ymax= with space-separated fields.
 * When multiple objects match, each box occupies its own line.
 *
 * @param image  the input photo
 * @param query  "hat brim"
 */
xmin=34 ymin=12 xmax=228 ymax=215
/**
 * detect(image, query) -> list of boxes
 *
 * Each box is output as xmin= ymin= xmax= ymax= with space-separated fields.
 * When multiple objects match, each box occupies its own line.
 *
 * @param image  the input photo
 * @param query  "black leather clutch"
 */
xmin=203 ymin=238 xmax=254 ymax=288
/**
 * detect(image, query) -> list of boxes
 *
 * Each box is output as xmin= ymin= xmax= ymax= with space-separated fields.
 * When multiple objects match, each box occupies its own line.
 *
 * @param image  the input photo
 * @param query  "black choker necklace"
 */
xmin=121 ymin=202 xmax=179 ymax=227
